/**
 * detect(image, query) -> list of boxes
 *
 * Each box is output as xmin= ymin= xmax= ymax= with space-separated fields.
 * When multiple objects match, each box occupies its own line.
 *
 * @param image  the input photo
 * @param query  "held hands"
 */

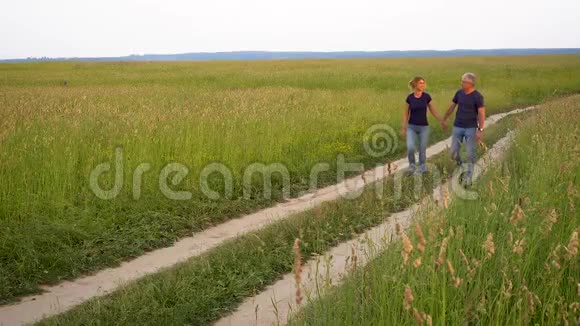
xmin=440 ymin=119 xmax=448 ymax=132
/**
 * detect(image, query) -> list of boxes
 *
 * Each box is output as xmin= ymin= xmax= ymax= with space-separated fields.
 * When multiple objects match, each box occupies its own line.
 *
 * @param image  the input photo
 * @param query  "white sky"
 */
xmin=1 ymin=0 xmax=579 ymax=59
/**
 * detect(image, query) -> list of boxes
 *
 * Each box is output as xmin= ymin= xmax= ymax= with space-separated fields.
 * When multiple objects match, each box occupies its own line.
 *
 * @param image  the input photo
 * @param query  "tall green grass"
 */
xmin=1 ymin=55 xmax=579 ymax=302
xmin=292 ymin=96 xmax=579 ymax=325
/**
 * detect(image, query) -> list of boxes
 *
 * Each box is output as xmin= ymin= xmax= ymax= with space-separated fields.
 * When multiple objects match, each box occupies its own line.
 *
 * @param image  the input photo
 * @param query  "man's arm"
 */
xmin=443 ymin=102 xmax=457 ymax=121
xmin=476 ymin=106 xmax=486 ymax=141
xmin=477 ymin=106 xmax=486 ymax=130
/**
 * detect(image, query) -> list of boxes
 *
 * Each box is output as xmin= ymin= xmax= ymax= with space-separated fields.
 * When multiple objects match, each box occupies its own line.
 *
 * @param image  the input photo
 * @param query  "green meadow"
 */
xmin=1 ymin=55 xmax=579 ymax=303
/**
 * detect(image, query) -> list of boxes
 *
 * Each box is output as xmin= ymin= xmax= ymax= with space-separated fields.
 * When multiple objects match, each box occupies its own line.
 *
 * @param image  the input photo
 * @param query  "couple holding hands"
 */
xmin=401 ymin=73 xmax=486 ymax=185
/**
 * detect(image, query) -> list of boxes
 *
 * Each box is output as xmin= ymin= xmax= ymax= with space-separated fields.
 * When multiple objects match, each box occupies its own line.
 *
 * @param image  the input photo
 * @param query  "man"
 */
xmin=443 ymin=72 xmax=486 ymax=185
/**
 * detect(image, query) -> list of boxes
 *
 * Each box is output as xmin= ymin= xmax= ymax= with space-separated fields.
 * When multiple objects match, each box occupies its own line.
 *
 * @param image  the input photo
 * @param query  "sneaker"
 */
xmin=464 ymin=173 xmax=473 ymax=187
xmin=458 ymin=171 xmax=472 ymax=188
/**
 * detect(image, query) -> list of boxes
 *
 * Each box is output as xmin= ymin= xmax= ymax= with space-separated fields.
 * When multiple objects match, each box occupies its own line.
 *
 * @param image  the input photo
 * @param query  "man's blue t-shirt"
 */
xmin=406 ymin=92 xmax=432 ymax=126
xmin=452 ymin=90 xmax=484 ymax=128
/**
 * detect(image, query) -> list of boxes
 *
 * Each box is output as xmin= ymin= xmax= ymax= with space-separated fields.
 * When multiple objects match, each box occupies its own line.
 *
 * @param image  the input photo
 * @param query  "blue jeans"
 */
xmin=406 ymin=124 xmax=429 ymax=172
xmin=450 ymin=126 xmax=477 ymax=180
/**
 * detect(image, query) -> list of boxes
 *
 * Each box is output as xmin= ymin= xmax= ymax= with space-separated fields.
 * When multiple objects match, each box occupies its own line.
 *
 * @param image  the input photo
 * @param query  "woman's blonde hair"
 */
xmin=409 ymin=76 xmax=425 ymax=91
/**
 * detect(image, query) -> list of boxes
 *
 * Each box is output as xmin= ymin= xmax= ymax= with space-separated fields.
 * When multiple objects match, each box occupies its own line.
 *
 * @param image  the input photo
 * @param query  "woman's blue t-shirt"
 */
xmin=406 ymin=92 xmax=432 ymax=126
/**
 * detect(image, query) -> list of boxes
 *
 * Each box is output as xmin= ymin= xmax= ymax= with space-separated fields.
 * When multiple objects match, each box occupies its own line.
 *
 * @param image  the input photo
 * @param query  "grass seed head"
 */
xmin=568 ymin=183 xmax=576 ymax=212
xmin=448 ymin=227 xmax=455 ymax=238
xmin=453 ymin=277 xmax=463 ymax=288
xmin=436 ymin=237 xmax=449 ymax=269
xmin=401 ymin=232 xmax=414 ymax=265
xmin=510 ymin=204 xmax=525 ymax=226
xmin=413 ymin=257 xmax=422 ymax=268
xmin=446 ymin=259 xmax=462 ymax=287
xmin=503 ymin=279 xmax=513 ymax=298
xmin=564 ymin=230 xmax=578 ymax=260
xmin=443 ymin=186 xmax=449 ymax=209
xmin=293 ymin=238 xmax=303 ymax=305
xmin=402 ymin=232 xmax=414 ymax=253
xmin=415 ymin=224 xmax=426 ymax=252
xmin=479 ymin=141 xmax=488 ymax=151
xmin=351 ymin=246 xmax=358 ymax=270
xmin=446 ymin=259 xmax=456 ymax=277
xmin=521 ymin=286 xmax=540 ymax=318
xmin=404 ymin=286 xmax=414 ymax=310
xmin=497 ymin=176 xmax=509 ymax=193
xmin=424 ymin=313 xmax=433 ymax=326
xmin=513 ymin=238 xmax=526 ymax=256
xmin=456 ymin=225 xmax=464 ymax=241
xmin=459 ymin=249 xmax=471 ymax=270
xmin=412 ymin=307 xmax=423 ymax=325
xmin=542 ymin=209 xmax=558 ymax=234
xmin=483 ymin=233 xmax=495 ymax=258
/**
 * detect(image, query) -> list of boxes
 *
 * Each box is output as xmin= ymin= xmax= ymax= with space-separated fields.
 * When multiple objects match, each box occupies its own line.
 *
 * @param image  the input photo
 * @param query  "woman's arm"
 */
xmin=428 ymin=102 xmax=444 ymax=121
xmin=428 ymin=102 xmax=447 ymax=131
xmin=401 ymin=103 xmax=410 ymax=137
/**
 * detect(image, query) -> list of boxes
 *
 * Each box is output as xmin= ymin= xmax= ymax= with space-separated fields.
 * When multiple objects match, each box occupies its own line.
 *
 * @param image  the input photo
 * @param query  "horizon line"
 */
xmin=2 ymin=47 xmax=580 ymax=63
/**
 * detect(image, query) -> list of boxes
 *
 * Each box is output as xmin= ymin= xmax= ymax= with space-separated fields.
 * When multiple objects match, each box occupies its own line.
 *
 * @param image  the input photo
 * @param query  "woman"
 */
xmin=401 ymin=76 xmax=446 ymax=174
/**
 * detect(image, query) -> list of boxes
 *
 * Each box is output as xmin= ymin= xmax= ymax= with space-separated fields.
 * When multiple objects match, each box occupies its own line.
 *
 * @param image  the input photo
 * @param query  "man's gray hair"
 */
xmin=461 ymin=72 xmax=477 ymax=84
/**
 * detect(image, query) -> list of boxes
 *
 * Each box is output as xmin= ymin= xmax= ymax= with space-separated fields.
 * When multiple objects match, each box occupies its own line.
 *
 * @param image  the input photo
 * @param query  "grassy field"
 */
xmin=37 ymin=106 xmax=530 ymax=325
xmin=1 ymin=55 xmax=580 ymax=302
xmin=292 ymin=96 xmax=579 ymax=325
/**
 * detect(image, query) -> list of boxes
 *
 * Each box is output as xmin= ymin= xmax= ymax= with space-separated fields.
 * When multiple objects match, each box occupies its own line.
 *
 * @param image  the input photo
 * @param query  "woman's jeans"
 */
xmin=450 ymin=126 xmax=477 ymax=182
xmin=406 ymin=124 xmax=429 ymax=172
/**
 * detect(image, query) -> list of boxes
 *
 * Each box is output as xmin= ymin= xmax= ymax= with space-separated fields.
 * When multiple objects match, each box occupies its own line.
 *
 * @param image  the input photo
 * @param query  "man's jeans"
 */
xmin=406 ymin=124 xmax=429 ymax=172
xmin=450 ymin=126 xmax=477 ymax=182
